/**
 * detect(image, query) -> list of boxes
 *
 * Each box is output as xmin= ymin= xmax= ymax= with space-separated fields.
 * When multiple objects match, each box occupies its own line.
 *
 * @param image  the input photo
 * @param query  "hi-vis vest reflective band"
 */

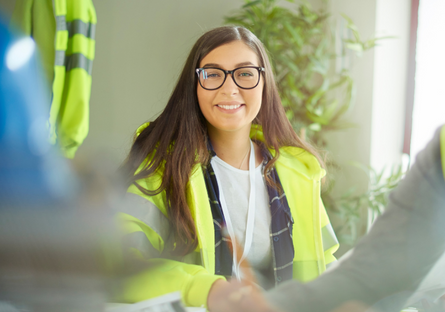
xmin=440 ymin=125 xmax=445 ymax=181
xmin=53 ymin=16 xmax=95 ymax=74
xmin=11 ymin=0 xmax=96 ymax=159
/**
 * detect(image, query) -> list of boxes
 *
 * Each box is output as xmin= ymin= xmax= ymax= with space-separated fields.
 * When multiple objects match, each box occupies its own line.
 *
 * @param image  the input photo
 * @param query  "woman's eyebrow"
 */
xmin=201 ymin=61 xmax=256 ymax=68
xmin=235 ymin=61 xmax=255 ymax=67
xmin=202 ymin=63 xmax=220 ymax=68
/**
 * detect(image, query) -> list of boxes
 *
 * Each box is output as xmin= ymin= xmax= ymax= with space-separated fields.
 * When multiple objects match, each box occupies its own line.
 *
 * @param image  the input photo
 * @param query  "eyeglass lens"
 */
xmin=199 ymin=67 xmax=260 ymax=89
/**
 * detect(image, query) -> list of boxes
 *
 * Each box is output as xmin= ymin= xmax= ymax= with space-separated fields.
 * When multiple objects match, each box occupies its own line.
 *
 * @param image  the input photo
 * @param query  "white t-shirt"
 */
xmin=211 ymin=155 xmax=273 ymax=288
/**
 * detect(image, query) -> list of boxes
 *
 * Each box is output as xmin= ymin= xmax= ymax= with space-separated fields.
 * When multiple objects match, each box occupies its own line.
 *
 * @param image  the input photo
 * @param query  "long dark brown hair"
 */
xmin=120 ymin=26 xmax=323 ymax=256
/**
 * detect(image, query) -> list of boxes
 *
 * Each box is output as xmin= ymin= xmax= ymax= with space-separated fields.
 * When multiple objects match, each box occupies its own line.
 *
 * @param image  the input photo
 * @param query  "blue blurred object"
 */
xmin=0 ymin=16 xmax=74 ymax=207
xmin=0 ymin=16 xmax=129 ymax=312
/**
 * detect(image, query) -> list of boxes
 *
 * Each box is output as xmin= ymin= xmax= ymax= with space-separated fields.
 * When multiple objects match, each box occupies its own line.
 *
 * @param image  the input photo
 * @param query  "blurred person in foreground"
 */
xmin=209 ymin=125 xmax=445 ymax=312
xmin=0 ymin=15 xmax=126 ymax=312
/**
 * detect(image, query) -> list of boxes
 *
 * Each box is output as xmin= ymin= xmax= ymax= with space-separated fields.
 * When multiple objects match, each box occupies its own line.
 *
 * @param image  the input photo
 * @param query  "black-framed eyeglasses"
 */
xmin=196 ymin=66 xmax=265 ymax=90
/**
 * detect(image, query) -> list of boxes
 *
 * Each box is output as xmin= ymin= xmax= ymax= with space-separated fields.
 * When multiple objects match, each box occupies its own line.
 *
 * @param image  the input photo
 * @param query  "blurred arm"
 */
xmin=266 ymin=127 xmax=445 ymax=312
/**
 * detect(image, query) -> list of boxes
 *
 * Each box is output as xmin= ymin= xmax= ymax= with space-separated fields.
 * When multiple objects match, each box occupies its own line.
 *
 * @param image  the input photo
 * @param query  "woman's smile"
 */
xmin=215 ymin=101 xmax=245 ymax=113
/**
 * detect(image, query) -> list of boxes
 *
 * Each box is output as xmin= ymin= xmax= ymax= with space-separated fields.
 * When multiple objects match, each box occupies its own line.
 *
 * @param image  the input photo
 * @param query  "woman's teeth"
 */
xmin=217 ymin=104 xmax=241 ymax=110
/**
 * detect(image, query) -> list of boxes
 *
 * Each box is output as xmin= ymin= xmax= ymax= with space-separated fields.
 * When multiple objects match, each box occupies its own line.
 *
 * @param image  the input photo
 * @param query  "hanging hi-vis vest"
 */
xmin=11 ymin=0 xmax=96 ymax=158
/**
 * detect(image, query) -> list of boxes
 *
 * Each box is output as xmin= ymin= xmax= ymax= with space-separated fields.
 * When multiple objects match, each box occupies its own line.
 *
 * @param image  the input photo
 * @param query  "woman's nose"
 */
xmin=219 ymin=73 xmax=239 ymax=94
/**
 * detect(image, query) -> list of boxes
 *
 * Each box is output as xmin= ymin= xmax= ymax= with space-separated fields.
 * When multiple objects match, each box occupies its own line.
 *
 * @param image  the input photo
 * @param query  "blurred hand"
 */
xmin=207 ymin=279 xmax=280 ymax=312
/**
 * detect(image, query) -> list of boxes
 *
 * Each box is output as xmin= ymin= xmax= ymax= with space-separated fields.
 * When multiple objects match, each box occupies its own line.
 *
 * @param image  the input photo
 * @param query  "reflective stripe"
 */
xmin=54 ymin=50 xmax=66 ymax=67
xmin=67 ymin=20 xmax=96 ymax=39
xmin=121 ymin=193 xmax=170 ymax=244
xmin=56 ymin=15 xmax=67 ymax=31
xmin=66 ymin=54 xmax=93 ymax=74
xmin=270 ymin=193 xmax=285 ymax=205
xmin=274 ymin=261 xmax=293 ymax=271
xmin=214 ymin=237 xmax=230 ymax=248
xmin=56 ymin=15 xmax=96 ymax=39
xmin=321 ymin=223 xmax=339 ymax=251
xmin=270 ymin=228 xmax=288 ymax=236
xmin=54 ymin=51 xmax=93 ymax=75
xmin=122 ymin=231 xmax=161 ymax=258
xmin=213 ymin=219 xmax=222 ymax=228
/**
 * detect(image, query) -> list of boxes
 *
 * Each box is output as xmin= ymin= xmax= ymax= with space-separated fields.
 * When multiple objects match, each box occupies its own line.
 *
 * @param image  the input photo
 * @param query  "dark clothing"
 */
xmin=204 ymin=142 xmax=295 ymax=287
xmin=266 ymin=127 xmax=445 ymax=312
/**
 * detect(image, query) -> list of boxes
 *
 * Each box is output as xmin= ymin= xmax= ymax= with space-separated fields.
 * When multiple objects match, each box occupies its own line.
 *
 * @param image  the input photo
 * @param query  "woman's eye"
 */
xmin=238 ymin=71 xmax=254 ymax=77
xmin=204 ymin=71 xmax=221 ymax=79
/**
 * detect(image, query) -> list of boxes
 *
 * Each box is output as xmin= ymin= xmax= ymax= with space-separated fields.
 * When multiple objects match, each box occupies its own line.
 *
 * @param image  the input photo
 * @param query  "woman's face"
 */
xmin=197 ymin=40 xmax=264 ymax=136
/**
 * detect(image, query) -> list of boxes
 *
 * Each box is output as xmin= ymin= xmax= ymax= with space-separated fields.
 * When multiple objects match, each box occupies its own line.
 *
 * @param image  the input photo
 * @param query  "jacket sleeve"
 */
xmin=320 ymin=199 xmax=339 ymax=267
xmin=116 ymin=191 xmax=224 ymax=308
xmin=266 ymin=127 xmax=445 ymax=312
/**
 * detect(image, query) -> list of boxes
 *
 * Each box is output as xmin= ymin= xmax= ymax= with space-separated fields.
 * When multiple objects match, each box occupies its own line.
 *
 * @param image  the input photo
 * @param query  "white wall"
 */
xmin=76 ymin=0 xmax=251 ymax=164
xmin=325 ymin=0 xmax=378 ymax=197
xmin=370 ymin=0 xmax=410 ymax=173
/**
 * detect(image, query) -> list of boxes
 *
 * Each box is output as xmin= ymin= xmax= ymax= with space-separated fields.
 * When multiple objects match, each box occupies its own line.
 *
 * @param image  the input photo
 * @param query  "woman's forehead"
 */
xmin=199 ymin=41 xmax=260 ymax=69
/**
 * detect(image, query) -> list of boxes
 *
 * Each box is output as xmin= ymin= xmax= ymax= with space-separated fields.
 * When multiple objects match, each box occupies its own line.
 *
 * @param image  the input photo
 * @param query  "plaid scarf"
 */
xmin=202 ymin=142 xmax=295 ymax=287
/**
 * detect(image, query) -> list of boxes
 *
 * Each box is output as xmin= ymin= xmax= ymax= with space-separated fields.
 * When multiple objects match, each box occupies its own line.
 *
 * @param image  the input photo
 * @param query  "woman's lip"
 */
xmin=215 ymin=103 xmax=245 ymax=114
xmin=216 ymin=101 xmax=242 ymax=106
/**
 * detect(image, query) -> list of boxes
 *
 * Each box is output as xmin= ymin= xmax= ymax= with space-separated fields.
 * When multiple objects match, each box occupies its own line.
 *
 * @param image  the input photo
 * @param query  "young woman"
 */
xmin=117 ymin=26 xmax=339 ymax=310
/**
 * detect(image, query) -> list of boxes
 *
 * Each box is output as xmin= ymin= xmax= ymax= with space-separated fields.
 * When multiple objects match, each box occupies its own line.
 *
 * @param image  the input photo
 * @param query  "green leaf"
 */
xmin=306 ymin=78 xmax=330 ymax=107
xmin=341 ymin=187 xmax=357 ymax=198
xmin=314 ymin=107 xmax=323 ymax=116
xmin=341 ymin=13 xmax=359 ymax=32
xmin=345 ymin=42 xmax=363 ymax=52
xmin=305 ymin=111 xmax=330 ymax=125
xmin=284 ymin=22 xmax=304 ymax=47
xmin=242 ymin=0 xmax=262 ymax=9
xmin=375 ymin=167 xmax=386 ymax=184
xmin=285 ymin=109 xmax=294 ymax=120
xmin=320 ymin=99 xmax=338 ymax=121
xmin=308 ymin=123 xmax=321 ymax=131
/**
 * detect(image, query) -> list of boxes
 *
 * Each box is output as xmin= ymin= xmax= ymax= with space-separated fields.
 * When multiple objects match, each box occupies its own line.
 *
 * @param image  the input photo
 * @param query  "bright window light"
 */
xmin=410 ymin=0 xmax=445 ymax=160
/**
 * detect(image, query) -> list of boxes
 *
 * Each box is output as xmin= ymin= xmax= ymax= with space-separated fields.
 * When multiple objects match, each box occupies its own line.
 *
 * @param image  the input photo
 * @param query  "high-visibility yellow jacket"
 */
xmin=117 ymin=124 xmax=339 ymax=307
xmin=11 ymin=0 xmax=96 ymax=159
